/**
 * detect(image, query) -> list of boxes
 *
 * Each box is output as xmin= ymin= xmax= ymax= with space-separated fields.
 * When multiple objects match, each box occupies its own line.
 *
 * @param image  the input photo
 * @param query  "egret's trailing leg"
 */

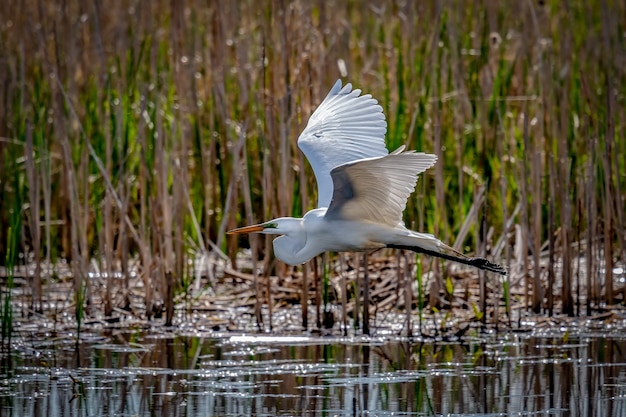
xmin=386 ymin=243 xmax=506 ymax=275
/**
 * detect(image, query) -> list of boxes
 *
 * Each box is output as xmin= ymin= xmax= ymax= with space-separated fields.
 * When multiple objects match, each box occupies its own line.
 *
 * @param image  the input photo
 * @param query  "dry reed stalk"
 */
xmin=339 ymin=254 xmax=348 ymax=336
xmin=182 ymin=167 xmax=208 ymax=256
xmin=555 ymin=47 xmax=574 ymax=315
xmin=90 ymin=0 xmax=114 ymax=316
xmin=613 ymin=151 xmax=626 ymax=303
xmin=312 ymin=256 xmax=321 ymax=329
xmin=24 ymin=120 xmax=42 ymax=312
xmin=403 ymin=252 xmax=412 ymax=338
xmin=297 ymin=62 xmax=315 ymax=331
xmin=176 ymin=121 xmax=189 ymax=294
xmin=446 ymin=12 xmax=471 ymax=213
xmin=478 ymin=191 xmax=487 ymax=327
xmin=39 ymin=130 xmax=52 ymax=283
xmin=80 ymin=134 xmax=91 ymax=310
xmin=353 ymin=254 xmax=360 ymax=330
xmin=201 ymin=3 xmax=220 ymax=247
xmin=58 ymin=113 xmax=85 ymax=304
xmin=452 ymin=186 xmax=486 ymax=251
xmin=602 ymin=87 xmax=615 ymax=305
xmin=417 ymin=2 xmax=438 ymax=312
xmin=274 ymin=7 xmax=293 ymax=222
xmin=495 ymin=123 xmax=507 ymax=325
xmin=575 ymin=199 xmax=582 ymax=316
xmin=547 ymin=156 xmax=555 ymax=316
xmin=155 ymin=102 xmax=174 ymax=324
xmin=501 ymin=134 xmax=512 ymax=324
xmin=526 ymin=0 xmax=545 ymax=314
xmin=520 ymin=112 xmax=530 ymax=312
xmin=298 ymin=253 xmax=310 ymax=332
xmin=266 ymin=5 xmax=297 ymax=331
xmin=585 ymin=130 xmax=596 ymax=315
xmin=257 ymin=160 xmax=270 ymax=331
xmin=137 ymin=99 xmax=154 ymax=318
xmin=431 ymin=123 xmax=443 ymax=309
xmin=591 ymin=132 xmax=601 ymax=308
xmin=239 ymin=127 xmax=264 ymax=331
xmin=395 ymin=252 xmax=402 ymax=319
xmin=362 ymin=252 xmax=370 ymax=336
xmin=600 ymin=0 xmax=619 ymax=306
xmin=531 ymin=134 xmax=542 ymax=313
xmin=103 ymin=93 xmax=114 ymax=318
xmin=120 ymin=182 xmax=131 ymax=310
xmin=265 ymin=255 xmax=273 ymax=332
xmin=493 ymin=203 xmax=520 ymax=260
xmin=258 ymin=31 xmax=272 ymax=330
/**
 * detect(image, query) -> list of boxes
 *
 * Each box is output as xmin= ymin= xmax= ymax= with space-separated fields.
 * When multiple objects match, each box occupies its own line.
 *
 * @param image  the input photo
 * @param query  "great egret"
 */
xmin=227 ymin=80 xmax=506 ymax=275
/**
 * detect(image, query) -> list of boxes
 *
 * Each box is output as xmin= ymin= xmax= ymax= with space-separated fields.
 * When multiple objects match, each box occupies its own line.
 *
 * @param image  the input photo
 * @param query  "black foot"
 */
xmin=468 ymin=257 xmax=507 ymax=275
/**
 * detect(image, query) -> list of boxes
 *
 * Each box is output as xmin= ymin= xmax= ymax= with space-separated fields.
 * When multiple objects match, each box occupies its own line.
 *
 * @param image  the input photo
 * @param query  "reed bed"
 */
xmin=0 ymin=0 xmax=624 ymax=336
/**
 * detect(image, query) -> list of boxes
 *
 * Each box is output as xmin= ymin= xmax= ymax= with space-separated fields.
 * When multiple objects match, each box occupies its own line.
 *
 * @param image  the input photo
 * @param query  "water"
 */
xmin=1 ymin=331 xmax=626 ymax=416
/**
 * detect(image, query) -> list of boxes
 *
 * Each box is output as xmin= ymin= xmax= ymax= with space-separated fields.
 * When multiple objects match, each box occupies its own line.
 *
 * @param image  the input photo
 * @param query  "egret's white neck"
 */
xmin=272 ymin=235 xmax=306 ymax=265
xmin=268 ymin=214 xmax=325 ymax=265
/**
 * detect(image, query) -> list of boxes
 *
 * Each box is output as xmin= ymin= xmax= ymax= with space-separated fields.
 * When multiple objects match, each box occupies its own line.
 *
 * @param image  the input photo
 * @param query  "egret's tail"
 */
xmin=387 ymin=231 xmax=507 ymax=275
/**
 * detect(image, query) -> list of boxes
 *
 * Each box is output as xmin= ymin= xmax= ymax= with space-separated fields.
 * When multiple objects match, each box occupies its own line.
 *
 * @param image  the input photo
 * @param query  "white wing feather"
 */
xmin=298 ymin=80 xmax=388 ymax=208
xmin=326 ymin=152 xmax=438 ymax=227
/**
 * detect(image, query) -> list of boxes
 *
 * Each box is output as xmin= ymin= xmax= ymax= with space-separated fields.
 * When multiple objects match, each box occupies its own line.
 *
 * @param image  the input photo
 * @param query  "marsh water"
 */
xmin=1 ymin=330 xmax=626 ymax=416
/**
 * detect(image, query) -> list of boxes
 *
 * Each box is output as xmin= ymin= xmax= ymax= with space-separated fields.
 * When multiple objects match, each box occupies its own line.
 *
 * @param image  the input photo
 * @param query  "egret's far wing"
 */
xmin=326 ymin=152 xmax=438 ymax=227
xmin=298 ymin=80 xmax=388 ymax=208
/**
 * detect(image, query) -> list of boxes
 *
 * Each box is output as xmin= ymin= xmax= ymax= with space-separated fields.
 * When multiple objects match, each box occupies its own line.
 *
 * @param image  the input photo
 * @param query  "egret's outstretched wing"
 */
xmin=298 ymin=80 xmax=388 ymax=208
xmin=326 ymin=152 xmax=438 ymax=227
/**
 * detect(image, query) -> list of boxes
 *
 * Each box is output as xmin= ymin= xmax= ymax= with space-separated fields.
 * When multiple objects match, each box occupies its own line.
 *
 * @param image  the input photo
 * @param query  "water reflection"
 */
xmin=1 ymin=332 xmax=625 ymax=416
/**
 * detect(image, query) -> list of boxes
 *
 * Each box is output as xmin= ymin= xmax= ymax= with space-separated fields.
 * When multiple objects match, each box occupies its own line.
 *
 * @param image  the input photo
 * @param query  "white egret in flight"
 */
xmin=228 ymin=80 xmax=506 ymax=275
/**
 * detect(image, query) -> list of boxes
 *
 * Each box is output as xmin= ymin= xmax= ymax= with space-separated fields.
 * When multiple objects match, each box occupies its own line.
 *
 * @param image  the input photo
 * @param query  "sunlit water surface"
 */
xmin=1 ymin=331 xmax=626 ymax=416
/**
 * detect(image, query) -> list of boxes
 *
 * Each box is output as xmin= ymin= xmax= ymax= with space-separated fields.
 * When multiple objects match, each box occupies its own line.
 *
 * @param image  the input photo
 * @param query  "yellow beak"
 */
xmin=226 ymin=224 xmax=265 ymax=235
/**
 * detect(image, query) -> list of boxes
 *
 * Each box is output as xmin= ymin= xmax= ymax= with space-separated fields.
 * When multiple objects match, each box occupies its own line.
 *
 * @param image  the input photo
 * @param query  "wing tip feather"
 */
xmin=331 ymin=79 xmax=343 ymax=93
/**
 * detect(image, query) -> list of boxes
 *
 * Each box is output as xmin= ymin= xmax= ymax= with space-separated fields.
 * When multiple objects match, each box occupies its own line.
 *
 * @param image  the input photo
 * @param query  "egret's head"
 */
xmin=227 ymin=217 xmax=309 ymax=265
xmin=226 ymin=217 xmax=300 ymax=236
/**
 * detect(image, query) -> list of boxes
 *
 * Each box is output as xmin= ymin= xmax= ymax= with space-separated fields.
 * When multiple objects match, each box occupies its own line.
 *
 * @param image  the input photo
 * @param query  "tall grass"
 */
xmin=0 ymin=0 xmax=624 ymax=330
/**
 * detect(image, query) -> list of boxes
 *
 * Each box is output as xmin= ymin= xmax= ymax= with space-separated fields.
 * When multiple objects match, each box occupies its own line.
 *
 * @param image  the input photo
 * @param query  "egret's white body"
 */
xmin=228 ymin=80 xmax=505 ymax=275
xmin=261 ymin=212 xmax=444 ymax=266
